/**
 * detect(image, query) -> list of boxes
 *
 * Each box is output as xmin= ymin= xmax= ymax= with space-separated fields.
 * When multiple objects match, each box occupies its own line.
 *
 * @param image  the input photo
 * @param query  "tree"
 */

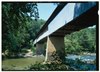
xmin=65 ymin=26 xmax=96 ymax=54
xmin=2 ymin=2 xmax=45 ymax=57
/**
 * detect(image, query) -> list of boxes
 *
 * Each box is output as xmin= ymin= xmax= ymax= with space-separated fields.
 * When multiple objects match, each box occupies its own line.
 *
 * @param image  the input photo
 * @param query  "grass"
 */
xmin=2 ymin=56 xmax=45 ymax=70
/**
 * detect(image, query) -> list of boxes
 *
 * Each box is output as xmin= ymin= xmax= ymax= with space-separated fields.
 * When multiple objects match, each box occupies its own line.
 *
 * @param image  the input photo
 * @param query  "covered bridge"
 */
xmin=33 ymin=2 xmax=98 ymax=63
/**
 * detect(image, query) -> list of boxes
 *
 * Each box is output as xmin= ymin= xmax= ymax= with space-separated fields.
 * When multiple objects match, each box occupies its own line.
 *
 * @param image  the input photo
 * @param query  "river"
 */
xmin=65 ymin=54 xmax=96 ymax=70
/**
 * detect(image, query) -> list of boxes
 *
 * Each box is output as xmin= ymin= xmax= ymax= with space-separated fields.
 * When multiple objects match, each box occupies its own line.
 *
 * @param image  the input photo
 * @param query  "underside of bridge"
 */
xmin=34 ymin=3 xmax=98 ymax=64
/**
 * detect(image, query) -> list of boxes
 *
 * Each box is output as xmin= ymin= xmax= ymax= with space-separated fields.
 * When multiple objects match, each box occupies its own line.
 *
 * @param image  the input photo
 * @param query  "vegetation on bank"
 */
xmin=2 ymin=3 xmax=45 ymax=58
xmin=28 ymin=62 xmax=74 ymax=71
xmin=65 ymin=26 xmax=96 ymax=55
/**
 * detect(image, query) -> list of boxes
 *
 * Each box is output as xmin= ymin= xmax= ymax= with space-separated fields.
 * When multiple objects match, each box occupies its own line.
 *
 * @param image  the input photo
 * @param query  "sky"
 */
xmin=37 ymin=3 xmax=57 ymax=20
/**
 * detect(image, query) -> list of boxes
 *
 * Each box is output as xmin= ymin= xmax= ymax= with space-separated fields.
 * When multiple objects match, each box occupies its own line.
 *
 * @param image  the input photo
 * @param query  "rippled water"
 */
xmin=66 ymin=54 xmax=96 ymax=70
xmin=66 ymin=54 xmax=96 ymax=61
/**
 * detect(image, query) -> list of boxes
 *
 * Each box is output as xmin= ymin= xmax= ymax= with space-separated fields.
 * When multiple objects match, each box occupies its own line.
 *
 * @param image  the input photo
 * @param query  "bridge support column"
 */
xmin=45 ymin=36 xmax=65 ymax=64
xmin=36 ymin=43 xmax=44 ymax=55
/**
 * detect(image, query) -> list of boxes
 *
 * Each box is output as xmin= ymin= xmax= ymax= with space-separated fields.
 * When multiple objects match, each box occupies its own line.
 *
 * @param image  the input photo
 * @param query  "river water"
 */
xmin=65 ymin=54 xmax=96 ymax=70
xmin=66 ymin=54 xmax=96 ymax=61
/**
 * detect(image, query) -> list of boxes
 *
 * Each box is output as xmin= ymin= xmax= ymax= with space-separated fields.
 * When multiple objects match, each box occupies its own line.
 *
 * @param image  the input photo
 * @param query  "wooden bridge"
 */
xmin=33 ymin=2 xmax=98 ymax=63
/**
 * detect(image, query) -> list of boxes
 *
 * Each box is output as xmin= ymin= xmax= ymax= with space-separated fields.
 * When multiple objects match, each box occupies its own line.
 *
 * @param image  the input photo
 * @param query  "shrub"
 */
xmin=28 ymin=62 xmax=74 ymax=71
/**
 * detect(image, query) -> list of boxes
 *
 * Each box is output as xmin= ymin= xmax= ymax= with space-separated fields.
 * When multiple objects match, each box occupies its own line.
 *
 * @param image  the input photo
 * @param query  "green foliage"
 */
xmin=2 ymin=2 xmax=45 ymax=57
xmin=65 ymin=26 xmax=96 ymax=54
xmin=28 ymin=62 xmax=74 ymax=71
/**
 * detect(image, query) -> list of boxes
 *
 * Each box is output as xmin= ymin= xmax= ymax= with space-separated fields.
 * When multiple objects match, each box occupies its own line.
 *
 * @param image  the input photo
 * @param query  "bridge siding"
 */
xmin=34 ymin=2 xmax=96 ymax=44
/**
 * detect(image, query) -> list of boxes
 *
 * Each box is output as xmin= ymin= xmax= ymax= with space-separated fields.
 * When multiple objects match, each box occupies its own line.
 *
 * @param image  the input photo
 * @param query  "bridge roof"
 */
xmin=33 ymin=3 xmax=67 ymax=41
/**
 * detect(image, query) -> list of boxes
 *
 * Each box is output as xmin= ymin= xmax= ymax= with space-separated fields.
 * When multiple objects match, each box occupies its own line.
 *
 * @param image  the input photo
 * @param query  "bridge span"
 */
xmin=33 ymin=2 xmax=98 ymax=63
